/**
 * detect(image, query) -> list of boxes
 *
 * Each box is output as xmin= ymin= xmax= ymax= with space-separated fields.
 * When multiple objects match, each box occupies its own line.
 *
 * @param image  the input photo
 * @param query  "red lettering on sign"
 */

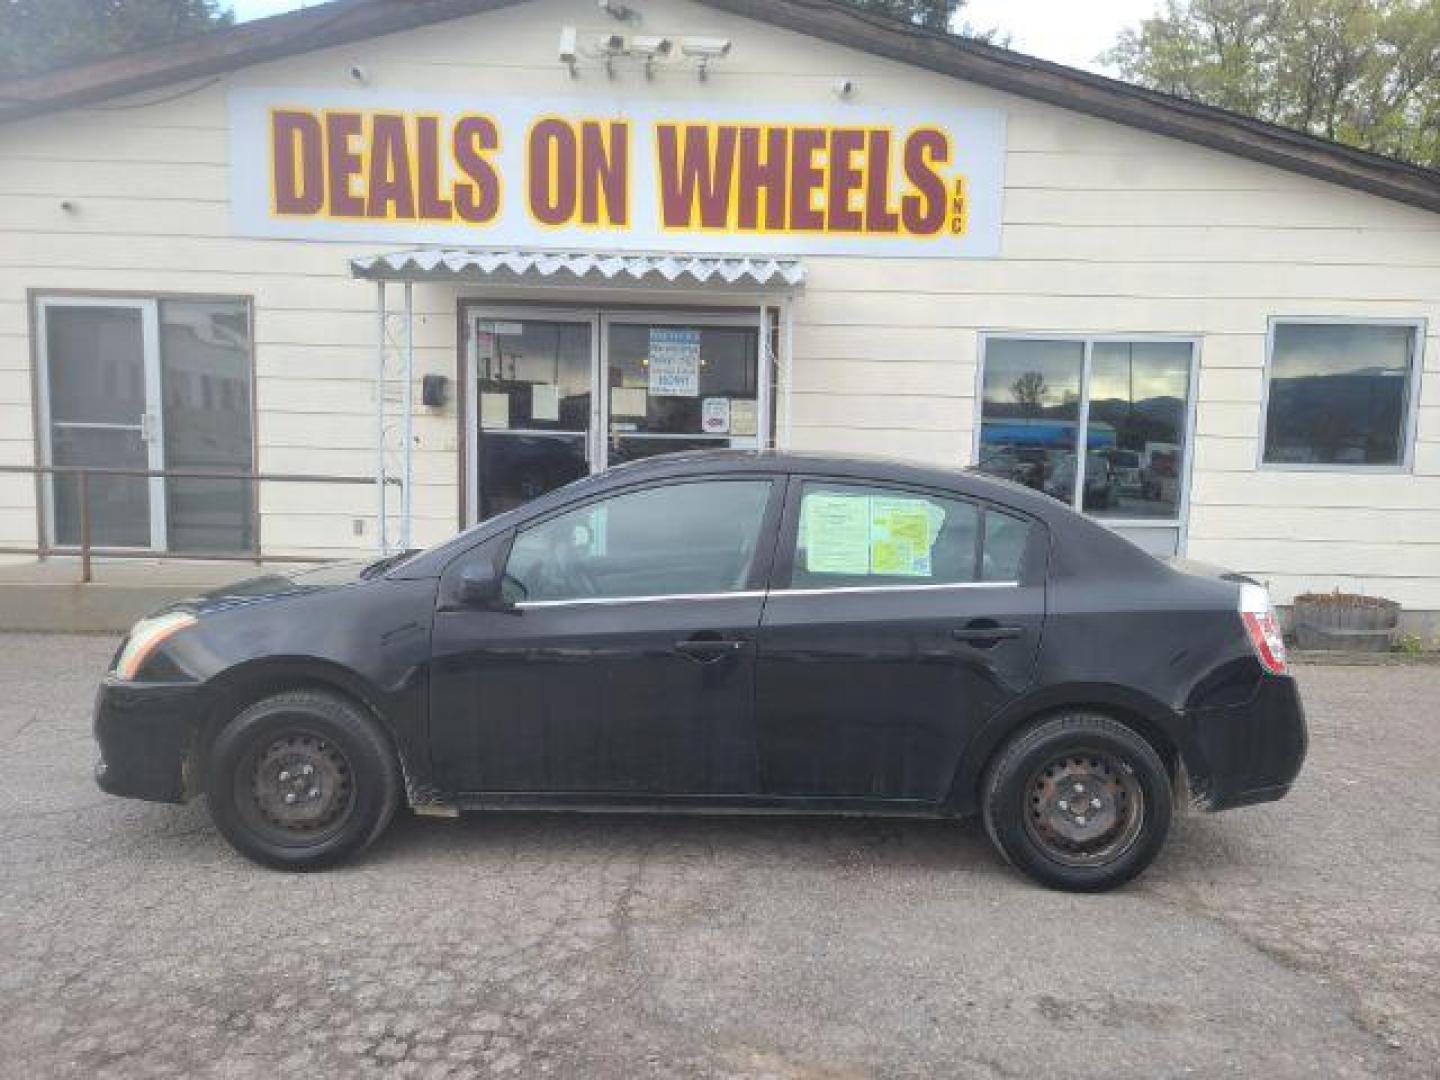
xmin=788 ymin=128 xmax=825 ymax=231
xmin=528 ymin=119 xmax=576 ymax=226
xmin=324 ymin=112 xmax=365 ymax=218
xmin=826 ymin=128 xmax=865 ymax=233
xmin=366 ymin=113 xmax=415 ymax=219
xmin=453 ymin=116 xmax=500 ymax=223
xmin=415 ymin=115 xmax=453 ymax=220
xmin=901 ymin=128 xmax=949 ymax=236
xmin=580 ymin=121 xmax=628 ymax=226
xmin=656 ymin=124 xmax=737 ymax=229
xmin=863 ymin=130 xmax=900 ymax=234
xmin=271 ymin=110 xmax=323 ymax=215
xmin=736 ymin=127 xmax=787 ymax=231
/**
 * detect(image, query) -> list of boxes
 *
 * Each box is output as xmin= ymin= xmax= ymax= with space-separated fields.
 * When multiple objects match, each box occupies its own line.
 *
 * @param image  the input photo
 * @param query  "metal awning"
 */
xmin=349 ymin=248 xmax=806 ymax=290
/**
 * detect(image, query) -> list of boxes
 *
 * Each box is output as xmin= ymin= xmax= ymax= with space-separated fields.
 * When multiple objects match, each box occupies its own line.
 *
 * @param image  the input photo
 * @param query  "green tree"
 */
xmin=847 ymin=0 xmax=1005 ymax=40
xmin=1104 ymin=0 xmax=1440 ymax=167
xmin=0 ymin=0 xmax=233 ymax=81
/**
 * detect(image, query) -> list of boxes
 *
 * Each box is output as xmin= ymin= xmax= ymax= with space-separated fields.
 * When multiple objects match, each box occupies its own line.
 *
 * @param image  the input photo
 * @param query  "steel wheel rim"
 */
xmin=1022 ymin=747 xmax=1146 ymax=868
xmin=235 ymin=728 xmax=356 ymax=846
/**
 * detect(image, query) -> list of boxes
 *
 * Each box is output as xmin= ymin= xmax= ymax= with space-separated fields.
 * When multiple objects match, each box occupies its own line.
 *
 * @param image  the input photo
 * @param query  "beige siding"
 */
xmin=1 ymin=0 xmax=1438 ymax=599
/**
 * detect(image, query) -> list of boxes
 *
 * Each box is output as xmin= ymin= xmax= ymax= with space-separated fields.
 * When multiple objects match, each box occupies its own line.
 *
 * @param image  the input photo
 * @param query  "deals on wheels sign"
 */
xmin=228 ymin=90 xmax=1006 ymax=257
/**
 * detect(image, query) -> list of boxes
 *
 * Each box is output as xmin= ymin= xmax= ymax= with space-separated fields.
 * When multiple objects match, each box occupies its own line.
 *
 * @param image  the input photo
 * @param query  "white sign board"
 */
xmin=228 ymin=90 xmax=1006 ymax=257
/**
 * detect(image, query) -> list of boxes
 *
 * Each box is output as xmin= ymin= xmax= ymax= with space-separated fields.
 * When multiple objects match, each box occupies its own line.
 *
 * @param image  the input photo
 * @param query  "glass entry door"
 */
xmin=469 ymin=311 xmax=599 ymax=521
xmin=37 ymin=297 xmax=166 ymax=550
xmin=466 ymin=308 xmax=767 ymax=525
xmin=603 ymin=314 xmax=762 ymax=467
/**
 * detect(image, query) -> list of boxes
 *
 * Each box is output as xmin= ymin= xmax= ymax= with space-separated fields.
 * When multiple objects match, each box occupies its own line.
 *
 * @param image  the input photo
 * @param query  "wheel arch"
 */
xmin=188 ymin=658 xmax=415 ymax=803
xmin=947 ymin=684 xmax=1183 ymax=816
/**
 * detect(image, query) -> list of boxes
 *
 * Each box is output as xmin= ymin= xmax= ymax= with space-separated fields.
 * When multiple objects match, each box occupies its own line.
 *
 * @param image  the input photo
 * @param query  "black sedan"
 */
xmin=94 ymin=451 xmax=1306 ymax=891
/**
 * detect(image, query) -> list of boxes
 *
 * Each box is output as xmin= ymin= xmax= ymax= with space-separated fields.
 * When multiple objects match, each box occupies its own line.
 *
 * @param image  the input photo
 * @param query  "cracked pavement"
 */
xmin=0 ymin=632 xmax=1436 ymax=1078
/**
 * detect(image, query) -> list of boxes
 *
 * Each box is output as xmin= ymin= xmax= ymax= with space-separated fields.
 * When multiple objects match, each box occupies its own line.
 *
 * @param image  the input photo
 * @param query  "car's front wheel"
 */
xmin=206 ymin=689 xmax=400 ymax=870
xmin=982 ymin=712 xmax=1172 ymax=892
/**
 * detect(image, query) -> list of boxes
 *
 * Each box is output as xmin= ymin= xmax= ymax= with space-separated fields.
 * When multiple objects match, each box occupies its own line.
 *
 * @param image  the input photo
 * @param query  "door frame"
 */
xmin=462 ymin=303 xmax=773 ymax=527
xmin=34 ymin=295 xmax=167 ymax=552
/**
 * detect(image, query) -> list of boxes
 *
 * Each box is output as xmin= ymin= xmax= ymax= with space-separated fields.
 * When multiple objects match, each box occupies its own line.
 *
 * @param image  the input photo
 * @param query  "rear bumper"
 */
xmin=1180 ymin=673 xmax=1307 ymax=812
xmin=93 ymin=678 xmax=205 ymax=804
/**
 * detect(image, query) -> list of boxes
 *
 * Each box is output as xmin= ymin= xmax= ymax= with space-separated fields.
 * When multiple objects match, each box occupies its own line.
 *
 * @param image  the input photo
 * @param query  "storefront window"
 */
xmin=976 ymin=338 xmax=1083 ymax=506
xmin=1086 ymin=341 xmax=1192 ymax=520
xmin=978 ymin=336 xmax=1196 ymax=532
xmin=1262 ymin=321 xmax=1421 ymax=468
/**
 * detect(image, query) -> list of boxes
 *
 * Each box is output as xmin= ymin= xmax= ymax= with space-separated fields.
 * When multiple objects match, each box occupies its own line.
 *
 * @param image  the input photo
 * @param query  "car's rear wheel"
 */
xmin=206 ymin=690 xmax=400 ymax=870
xmin=982 ymin=712 xmax=1172 ymax=892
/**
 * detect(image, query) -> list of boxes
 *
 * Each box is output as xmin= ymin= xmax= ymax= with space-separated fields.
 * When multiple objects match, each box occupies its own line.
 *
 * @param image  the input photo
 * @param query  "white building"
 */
xmin=1 ymin=0 xmax=1437 ymax=624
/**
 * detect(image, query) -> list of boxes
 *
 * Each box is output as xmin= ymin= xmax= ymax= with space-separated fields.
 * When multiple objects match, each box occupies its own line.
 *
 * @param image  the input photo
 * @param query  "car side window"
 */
xmin=503 ymin=479 xmax=773 ymax=603
xmin=789 ymin=482 xmax=991 ymax=589
xmin=981 ymin=510 xmax=1030 ymax=583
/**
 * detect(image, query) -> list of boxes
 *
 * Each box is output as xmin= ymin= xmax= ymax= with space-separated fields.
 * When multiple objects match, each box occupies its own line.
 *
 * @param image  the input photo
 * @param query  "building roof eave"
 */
xmin=1 ymin=0 xmax=1437 ymax=216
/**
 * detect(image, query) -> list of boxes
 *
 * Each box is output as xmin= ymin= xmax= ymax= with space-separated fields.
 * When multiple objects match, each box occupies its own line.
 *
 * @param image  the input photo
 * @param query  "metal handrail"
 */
xmin=0 ymin=463 xmax=399 ymax=583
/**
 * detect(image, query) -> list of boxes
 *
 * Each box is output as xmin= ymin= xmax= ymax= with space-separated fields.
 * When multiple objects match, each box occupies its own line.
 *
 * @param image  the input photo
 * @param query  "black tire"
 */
xmin=206 ymin=689 xmax=401 ymax=871
xmin=982 ymin=712 xmax=1172 ymax=892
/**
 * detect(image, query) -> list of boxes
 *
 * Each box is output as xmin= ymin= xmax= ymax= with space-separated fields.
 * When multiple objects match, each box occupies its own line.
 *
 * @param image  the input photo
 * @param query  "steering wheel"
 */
xmin=551 ymin=536 xmax=601 ymax=598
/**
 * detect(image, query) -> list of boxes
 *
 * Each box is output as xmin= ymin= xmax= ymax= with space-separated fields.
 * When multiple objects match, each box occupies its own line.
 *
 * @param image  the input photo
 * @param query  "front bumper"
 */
xmin=93 ymin=677 xmax=206 ymax=804
xmin=1181 ymin=673 xmax=1308 ymax=812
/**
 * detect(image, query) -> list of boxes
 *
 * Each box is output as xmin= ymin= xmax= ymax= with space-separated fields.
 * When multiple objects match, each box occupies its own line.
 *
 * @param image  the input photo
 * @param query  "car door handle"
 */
xmin=951 ymin=622 xmax=1024 ymax=647
xmin=675 ymin=637 xmax=746 ymax=662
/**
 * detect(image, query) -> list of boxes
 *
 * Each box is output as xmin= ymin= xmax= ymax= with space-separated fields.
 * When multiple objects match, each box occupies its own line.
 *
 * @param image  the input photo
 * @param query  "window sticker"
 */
xmin=531 ymin=383 xmax=560 ymax=422
xmin=869 ymin=496 xmax=942 ymax=577
xmin=801 ymin=491 xmax=944 ymax=577
xmin=803 ymin=493 xmax=872 ymax=575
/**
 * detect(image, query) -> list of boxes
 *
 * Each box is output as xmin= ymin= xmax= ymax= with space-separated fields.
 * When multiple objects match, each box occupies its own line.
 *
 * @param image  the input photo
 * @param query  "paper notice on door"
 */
xmin=531 ymin=383 xmax=560 ymax=422
xmin=701 ymin=397 xmax=730 ymax=434
xmin=647 ymin=328 xmax=701 ymax=397
xmin=611 ymin=386 xmax=648 ymax=417
xmin=480 ymin=392 xmax=510 ymax=430
xmin=729 ymin=398 xmax=758 ymax=437
xmin=803 ymin=493 xmax=872 ymax=575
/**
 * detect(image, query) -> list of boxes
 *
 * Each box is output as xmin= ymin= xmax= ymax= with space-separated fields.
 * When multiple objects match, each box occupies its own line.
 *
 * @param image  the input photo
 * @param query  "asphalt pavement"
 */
xmin=0 ymin=632 xmax=1435 ymax=1079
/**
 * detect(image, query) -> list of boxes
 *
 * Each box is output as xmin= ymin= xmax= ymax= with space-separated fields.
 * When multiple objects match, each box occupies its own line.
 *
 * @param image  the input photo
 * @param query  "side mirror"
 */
xmin=457 ymin=562 xmax=513 ymax=611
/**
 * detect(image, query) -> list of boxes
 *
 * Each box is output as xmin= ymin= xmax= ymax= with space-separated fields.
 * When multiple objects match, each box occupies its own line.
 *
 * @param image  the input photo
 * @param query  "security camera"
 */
xmin=631 ymin=35 xmax=672 ymax=59
xmin=835 ymin=77 xmax=856 ymax=98
xmin=682 ymin=36 xmax=730 ymax=80
xmin=681 ymin=36 xmax=732 ymax=59
xmin=597 ymin=32 xmax=627 ymax=54
xmin=348 ymin=64 xmax=368 ymax=84
xmin=558 ymin=25 xmax=578 ymax=74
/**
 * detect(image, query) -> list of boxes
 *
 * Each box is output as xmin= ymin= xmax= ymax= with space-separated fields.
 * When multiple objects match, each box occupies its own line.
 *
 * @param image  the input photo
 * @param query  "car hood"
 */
xmin=161 ymin=558 xmax=403 ymax=617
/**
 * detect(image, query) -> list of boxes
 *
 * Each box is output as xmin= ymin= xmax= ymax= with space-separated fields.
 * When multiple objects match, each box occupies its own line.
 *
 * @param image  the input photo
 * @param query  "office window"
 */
xmin=977 ymin=337 xmax=1195 ymax=524
xmin=1263 ymin=321 xmax=1422 ymax=468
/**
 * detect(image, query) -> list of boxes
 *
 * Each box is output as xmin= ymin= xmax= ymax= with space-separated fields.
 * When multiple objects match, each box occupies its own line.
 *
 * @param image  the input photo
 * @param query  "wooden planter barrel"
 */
xmin=1292 ymin=594 xmax=1399 ymax=653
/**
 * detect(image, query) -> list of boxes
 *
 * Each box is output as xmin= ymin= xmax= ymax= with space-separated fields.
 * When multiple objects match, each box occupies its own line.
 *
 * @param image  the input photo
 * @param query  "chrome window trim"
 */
xmin=515 ymin=590 xmax=766 ymax=610
xmin=512 ymin=580 xmax=1020 ymax=609
xmin=778 ymin=581 xmax=1019 ymax=598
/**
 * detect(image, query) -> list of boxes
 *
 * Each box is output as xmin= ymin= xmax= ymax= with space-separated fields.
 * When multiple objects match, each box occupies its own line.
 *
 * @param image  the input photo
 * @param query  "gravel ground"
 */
xmin=0 ymin=632 xmax=1435 ymax=1079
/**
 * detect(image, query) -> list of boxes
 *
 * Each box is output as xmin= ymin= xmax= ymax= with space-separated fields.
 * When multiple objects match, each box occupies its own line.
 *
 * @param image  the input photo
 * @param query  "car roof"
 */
xmin=399 ymin=448 xmax=1137 ymax=580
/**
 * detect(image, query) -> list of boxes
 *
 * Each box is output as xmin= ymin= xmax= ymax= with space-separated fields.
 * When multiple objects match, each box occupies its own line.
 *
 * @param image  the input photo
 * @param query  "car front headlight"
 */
xmin=113 ymin=611 xmax=197 ymax=681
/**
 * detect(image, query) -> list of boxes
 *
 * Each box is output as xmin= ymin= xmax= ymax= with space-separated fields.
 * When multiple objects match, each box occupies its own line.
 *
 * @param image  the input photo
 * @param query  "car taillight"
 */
xmin=1239 ymin=583 xmax=1288 ymax=675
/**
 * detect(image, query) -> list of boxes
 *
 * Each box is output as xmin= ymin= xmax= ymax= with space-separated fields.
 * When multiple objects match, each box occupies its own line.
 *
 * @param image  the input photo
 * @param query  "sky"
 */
xmin=225 ymin=0 xmax=1163 ymax=73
